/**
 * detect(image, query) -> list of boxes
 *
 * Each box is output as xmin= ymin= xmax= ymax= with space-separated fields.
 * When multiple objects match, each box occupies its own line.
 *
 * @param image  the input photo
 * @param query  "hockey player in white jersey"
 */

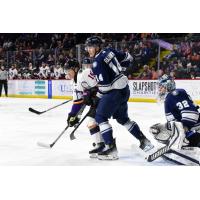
xmin=66 ymin=58 xmax=105 ymax=158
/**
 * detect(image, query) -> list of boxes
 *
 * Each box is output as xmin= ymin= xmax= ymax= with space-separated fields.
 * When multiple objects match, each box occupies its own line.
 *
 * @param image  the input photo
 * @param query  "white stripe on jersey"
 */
xmin=182 ymin=117 xmax=198 ymax=123
xmin=166 ymin=113 xmax=175 ymax=121
xmin=98 ymin=74 xmax=128 ymax=93
xmin=181 ymin=110 xmax=199 ymax=123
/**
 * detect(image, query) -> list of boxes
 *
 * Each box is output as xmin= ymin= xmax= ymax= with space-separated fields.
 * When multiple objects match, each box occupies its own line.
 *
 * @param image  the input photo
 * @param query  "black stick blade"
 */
xmin=70 ymin=132 xmax=76 ymax=140
xmin=29 ymin=107 xmax=44 ymax=115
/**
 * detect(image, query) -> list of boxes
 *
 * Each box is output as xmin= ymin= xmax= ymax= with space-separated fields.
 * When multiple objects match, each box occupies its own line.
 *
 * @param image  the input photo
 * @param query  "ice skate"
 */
xmin=97 ymin=139 xmax=118 ymax=160
xmin=89 ymin=142 xmax=105 ymax=158
xmin=139 ymin=137 xmax=154 ymax=152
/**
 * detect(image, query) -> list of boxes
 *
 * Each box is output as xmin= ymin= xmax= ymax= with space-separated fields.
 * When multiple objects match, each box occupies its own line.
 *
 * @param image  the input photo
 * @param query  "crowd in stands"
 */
xmin=1 ymin=33 xmax=200 ymax=80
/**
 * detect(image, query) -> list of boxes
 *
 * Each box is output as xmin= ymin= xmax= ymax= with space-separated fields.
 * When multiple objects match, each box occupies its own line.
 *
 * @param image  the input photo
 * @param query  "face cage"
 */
xmin=157 ymin=84 xmax=168 ymax=101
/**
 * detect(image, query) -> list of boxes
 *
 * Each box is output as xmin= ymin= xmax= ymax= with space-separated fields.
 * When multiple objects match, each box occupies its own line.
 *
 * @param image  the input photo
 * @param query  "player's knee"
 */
xmin=87 ymin=117 xmax=97 ymax=129
xmin=95 ymin=114 xmax=108 ymax=124
xmin=116 ymin=117 xmax=129 ymax=125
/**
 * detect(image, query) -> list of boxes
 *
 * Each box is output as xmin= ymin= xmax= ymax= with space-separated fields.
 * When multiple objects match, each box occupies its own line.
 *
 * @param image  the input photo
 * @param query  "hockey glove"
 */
xmin=83 ymin=88 xmax=99 ymax=106
xmin=67 ymin=113 xmax=80 ymax=127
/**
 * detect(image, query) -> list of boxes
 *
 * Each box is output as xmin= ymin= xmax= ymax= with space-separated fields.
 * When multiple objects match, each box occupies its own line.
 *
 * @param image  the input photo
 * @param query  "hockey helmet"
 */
xmin=85 ymin=36 xmax=103 ymax=47
xmin=158 ymin=74 xmax=176 ymax=98
xmin=82 ymin=57 xmax=93 ymax=69
xmin=158 ymin=74 xmax=176 ymax=92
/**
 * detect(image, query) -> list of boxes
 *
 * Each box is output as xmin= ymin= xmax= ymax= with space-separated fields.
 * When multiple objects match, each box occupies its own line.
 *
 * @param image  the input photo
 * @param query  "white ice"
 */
xmin=0 ymin=97 xmax=172 ymax=166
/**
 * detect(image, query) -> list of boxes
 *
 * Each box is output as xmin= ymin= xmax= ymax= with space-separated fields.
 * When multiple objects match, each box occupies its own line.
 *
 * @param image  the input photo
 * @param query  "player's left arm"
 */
xmin=112 ymin=49 xmax=133 ymax=68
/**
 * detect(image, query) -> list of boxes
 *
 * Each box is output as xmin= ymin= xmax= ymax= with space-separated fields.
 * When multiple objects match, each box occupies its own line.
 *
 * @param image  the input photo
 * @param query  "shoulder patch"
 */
xmin=93 ymin=61 xmax=97 ymax=68
xmin=172 ymin=90 xmax=178 ymax=96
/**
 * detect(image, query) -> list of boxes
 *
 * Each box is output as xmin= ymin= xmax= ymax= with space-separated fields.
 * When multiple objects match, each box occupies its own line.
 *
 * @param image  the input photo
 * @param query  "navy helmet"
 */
xmin=85 ymin=36 xmax=103 ymax=47
xmin=82 ymin=57 xmax=93 ymax=69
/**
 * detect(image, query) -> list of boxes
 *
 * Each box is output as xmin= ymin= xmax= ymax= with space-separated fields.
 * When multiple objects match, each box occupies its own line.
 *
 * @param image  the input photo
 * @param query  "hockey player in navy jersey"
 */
xmin=66 ymin=58 xmax=105 ymax=158
xmin=150 ymin=74 xmax=200 ymax=149
xmin=85 ymin=36 xmax=154 ymax=160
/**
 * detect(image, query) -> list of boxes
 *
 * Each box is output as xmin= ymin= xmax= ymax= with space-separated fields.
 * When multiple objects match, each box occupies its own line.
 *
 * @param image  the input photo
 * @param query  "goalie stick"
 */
xmin=162 ymin=155 xmax=186 ymax=165
xmin=29 ymin=99 xmax=72 ymax=115
xmin=37 ymin=105 xmax=86 ymax=148
xmin=169 ymin=149 xmax=200 ymax=165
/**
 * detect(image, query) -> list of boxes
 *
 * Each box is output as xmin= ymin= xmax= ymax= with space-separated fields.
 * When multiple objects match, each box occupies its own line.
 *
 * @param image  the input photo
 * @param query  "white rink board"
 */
xmin=8 ymin=80 xmax=48 ymax=97
xmin=6 ymin=79 xmax=200 ymax=103
xmin=51 ymin=80 xmax=73 ymax=97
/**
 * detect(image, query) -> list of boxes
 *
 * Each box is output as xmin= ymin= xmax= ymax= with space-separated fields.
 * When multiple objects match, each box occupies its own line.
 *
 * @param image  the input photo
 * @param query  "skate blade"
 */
xmin=89 ymin=153 xmax=98 ymax=159
xmin=97 ymin=154 xmax=119 ymax=160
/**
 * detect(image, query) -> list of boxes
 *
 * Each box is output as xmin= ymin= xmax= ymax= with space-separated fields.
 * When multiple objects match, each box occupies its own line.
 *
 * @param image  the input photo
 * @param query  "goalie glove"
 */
xmin=67 ymin=113 xmax=80 ymax=127
xmin=149 ymin=123 xmax=172 ymax=144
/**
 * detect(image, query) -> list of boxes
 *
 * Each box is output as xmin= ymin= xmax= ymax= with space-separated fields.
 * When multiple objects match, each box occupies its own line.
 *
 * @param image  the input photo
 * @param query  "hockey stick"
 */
xmin=147 ymin=122 xmax=179 ymax=162
xmin=37 ymin=105 xmax=86 ymax=148
xmin=29 ymin=99 xmax=72 ymax=115
xmin=37 ymin=125 xmax=70 ymax=148
xmin=69 ymin=111 xmax=89 ymax=140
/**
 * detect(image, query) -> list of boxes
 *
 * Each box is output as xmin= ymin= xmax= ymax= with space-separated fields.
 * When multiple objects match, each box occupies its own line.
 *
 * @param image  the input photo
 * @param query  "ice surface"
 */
xmin=0 ymin=97 xmax=172 ymax=166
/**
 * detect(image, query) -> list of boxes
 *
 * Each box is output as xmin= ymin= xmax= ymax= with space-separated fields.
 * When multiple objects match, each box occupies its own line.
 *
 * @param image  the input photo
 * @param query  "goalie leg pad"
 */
xmin=170 ymin=121 xmax=186 ymax=150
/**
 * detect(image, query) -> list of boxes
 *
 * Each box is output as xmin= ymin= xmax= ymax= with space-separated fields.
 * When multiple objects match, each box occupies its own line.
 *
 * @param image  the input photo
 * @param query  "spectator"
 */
xmin=137 ymin=65 xmax=152 ymax=79
xmin=38 ymin=62 xmax=50 ymax=79
xmin=0 ymin=66 xmax=8 ymax=97
xmin=151 ymin=67 xmax=158 ymax=79
xmin=9 ymin=64 xmax=18 ymax=79
xmin=53 ymin=64 xmax=64 ymax=79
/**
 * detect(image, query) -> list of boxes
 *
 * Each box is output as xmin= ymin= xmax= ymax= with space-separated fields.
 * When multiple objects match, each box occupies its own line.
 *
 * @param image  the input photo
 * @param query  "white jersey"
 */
xmin=9 ymin=68 xmax=18 ymax=79
xmin=54 ymin=67 xmax=63 ymax=79
xmin=72 ymin=68 xmax=98 ymax=101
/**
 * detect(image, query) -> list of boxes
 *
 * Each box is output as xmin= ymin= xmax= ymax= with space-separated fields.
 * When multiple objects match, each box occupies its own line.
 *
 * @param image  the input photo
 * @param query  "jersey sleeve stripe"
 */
xmin=181 ymin=112 xmax=199 ymax=121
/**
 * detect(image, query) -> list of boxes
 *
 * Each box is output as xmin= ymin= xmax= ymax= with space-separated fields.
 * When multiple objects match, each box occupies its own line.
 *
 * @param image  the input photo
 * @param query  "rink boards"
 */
xmin=4 ymin=79 xmax=200 ymax=104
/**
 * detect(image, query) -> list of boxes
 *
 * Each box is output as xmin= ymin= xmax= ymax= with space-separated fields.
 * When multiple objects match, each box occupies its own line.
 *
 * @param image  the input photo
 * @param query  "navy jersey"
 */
xmin=91 ymin=48 xmax=132 ymax=94
xmin=164 ymin=89 xmax=200 ymax=129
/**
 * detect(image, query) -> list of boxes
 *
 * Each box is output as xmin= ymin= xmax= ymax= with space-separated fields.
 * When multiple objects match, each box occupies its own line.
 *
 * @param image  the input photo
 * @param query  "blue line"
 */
xmin=48 ymin=80 xmax=52 ymax=99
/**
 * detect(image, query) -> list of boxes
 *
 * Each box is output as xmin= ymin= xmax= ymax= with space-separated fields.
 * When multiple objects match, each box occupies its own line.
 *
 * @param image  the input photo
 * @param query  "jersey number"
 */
xmin=95 ymin=74 xmax=103 ymax=82
xmin=176 ymin=100 xmax=189 ymax=110
xmin=108 ymin=57 xmax=122 ymax=75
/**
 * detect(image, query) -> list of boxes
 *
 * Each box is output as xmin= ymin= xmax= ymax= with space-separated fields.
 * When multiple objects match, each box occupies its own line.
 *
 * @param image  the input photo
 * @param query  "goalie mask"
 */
xmin=158 ymin=74 xmax=176 ymax=100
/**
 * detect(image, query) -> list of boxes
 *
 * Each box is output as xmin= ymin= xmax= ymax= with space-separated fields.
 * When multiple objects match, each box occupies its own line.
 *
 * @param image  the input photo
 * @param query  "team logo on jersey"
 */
xmin=93 ymin=61 xmax=97 ymax=68
xmin=172 ymin=90 xmax=178 ymax=96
